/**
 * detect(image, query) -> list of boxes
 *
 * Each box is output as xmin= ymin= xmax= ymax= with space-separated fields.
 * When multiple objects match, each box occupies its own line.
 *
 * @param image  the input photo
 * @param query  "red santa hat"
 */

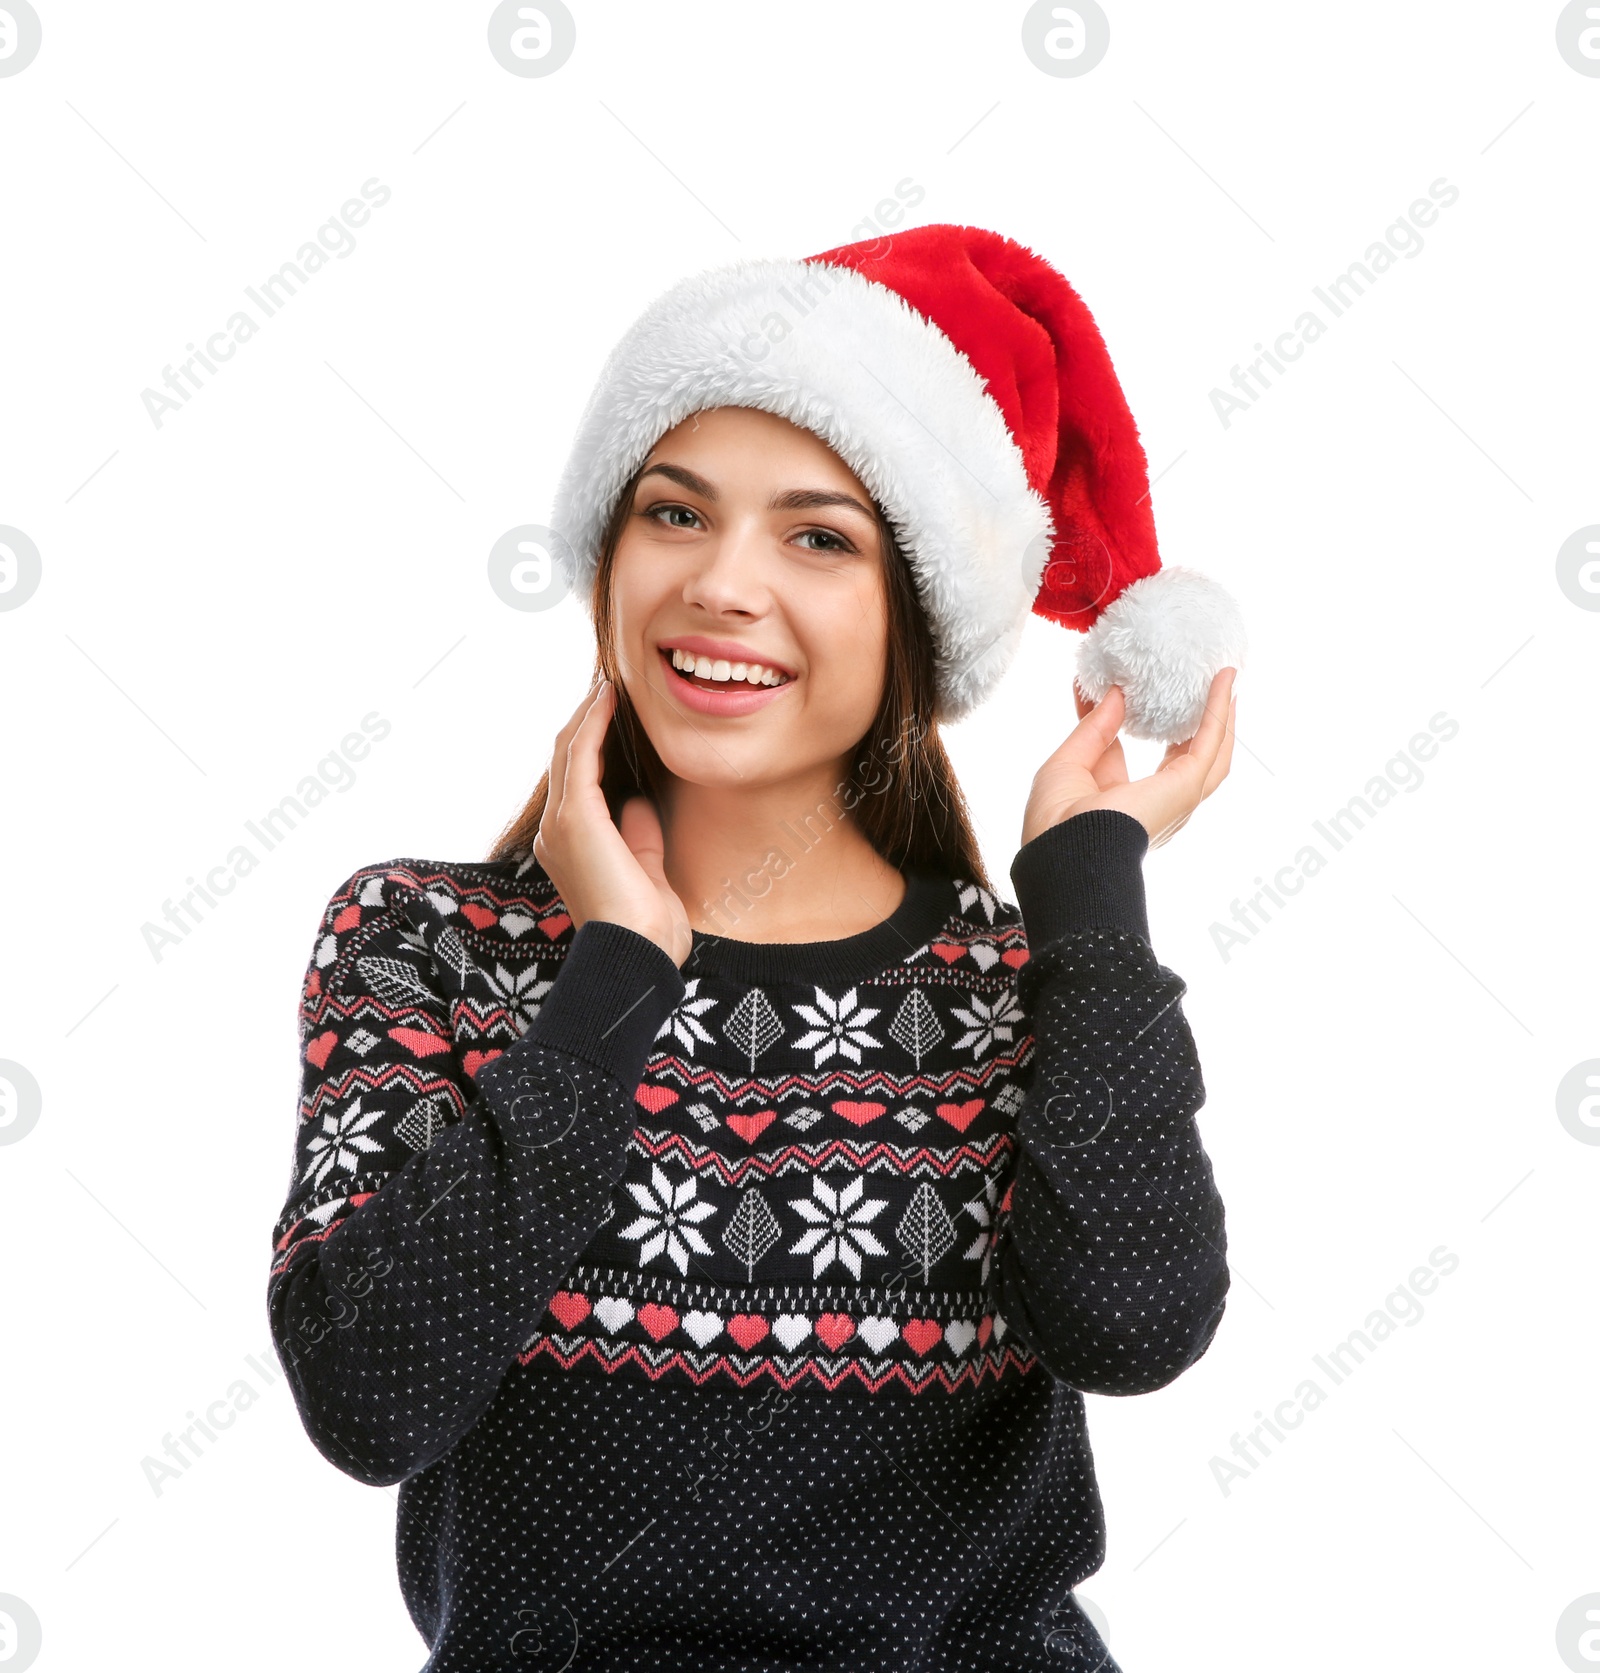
xmin=550 ymin=222 xmax=1246 ymax=741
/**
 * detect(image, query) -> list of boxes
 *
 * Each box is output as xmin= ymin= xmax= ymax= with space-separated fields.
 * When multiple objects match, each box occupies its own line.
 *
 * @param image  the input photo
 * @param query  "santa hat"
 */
xmin=549 ymin=223 xmax=1246 ymax=741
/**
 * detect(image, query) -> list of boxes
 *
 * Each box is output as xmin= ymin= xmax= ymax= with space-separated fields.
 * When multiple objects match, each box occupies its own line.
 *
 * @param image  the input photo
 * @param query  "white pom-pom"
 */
xmin=1075 ymin=566 xmax=1248 ymax=744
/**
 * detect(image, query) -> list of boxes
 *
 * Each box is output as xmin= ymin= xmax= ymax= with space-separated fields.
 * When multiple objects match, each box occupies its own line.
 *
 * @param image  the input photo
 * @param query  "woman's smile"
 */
xmin=656 ymin=643 xmax=798 ymax=716
xmin=655 ymin=632 xmax=800 ymax=717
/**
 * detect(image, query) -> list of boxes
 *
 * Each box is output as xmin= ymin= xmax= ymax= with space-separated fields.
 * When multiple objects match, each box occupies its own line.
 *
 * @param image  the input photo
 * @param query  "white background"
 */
xmin=1 ymin=2 xmax=1595 ymax=1669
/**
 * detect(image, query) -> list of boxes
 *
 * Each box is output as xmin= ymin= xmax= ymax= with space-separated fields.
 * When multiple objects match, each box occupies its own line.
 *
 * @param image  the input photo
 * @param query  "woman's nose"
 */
xmin=681 ymin=519 xmax=770 ymax=612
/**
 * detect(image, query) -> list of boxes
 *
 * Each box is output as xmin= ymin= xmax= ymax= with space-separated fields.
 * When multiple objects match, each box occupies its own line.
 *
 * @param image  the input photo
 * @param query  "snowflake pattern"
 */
xmin=791 ymin=986 xmax=883 ymax=1067
xmin=301 ymin=1096 xmax=385 ymax=1189
xmin=789 ymin=1174 xmax=890 ymax=1279
xmin=485 ymin=962 xmax=554 ymax=1034
xmin=950 ymin=990 xmax=1025 ymax=1058
xmin=657 ymin=977 xmax=718 ymax=1056
xmin=618 ymin=1163 xmax=717 ymax=1275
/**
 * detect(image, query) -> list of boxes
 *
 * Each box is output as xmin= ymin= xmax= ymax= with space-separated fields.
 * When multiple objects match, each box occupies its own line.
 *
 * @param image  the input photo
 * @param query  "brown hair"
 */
xmin=487 ymin=453 xmax=994 ymax=892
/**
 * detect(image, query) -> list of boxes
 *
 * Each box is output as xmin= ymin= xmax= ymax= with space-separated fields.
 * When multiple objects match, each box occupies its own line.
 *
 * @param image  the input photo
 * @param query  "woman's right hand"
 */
xmin=532 ymin=677 xmax=693 ymax=967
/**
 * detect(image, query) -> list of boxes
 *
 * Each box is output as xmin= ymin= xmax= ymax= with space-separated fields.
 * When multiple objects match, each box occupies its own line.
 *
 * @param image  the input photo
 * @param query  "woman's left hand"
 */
xmin=1021 ymin=667 xmax=1238 ymax=850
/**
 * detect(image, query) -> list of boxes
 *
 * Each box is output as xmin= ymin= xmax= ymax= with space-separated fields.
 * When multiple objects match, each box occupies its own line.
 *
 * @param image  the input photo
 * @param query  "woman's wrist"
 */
xmin=1010 ymin=807 xmax=1151 ymax=944
xmin=512 ymin=918 xmax=687 ymax=1088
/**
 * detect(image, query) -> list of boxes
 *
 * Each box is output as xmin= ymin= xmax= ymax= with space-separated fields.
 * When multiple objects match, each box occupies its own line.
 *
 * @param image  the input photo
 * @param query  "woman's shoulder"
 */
xmin=898 ymin=870 xmax=1030 ymax=985
xmin=943 ymin=874 xmax=1027 ymax=945
xmin=315 ymin=845 xmax=558 ymax=910
xmin=305 ymin=848 xmax=575 ymax=973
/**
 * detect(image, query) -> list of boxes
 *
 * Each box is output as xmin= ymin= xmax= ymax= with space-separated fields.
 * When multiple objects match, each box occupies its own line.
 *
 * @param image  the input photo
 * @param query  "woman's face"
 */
xmin=609 ymin=405 xmax=890 ymax=795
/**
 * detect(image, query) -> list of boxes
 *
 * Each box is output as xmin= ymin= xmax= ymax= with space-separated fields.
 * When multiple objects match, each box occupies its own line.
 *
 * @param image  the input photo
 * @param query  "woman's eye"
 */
xmin=643 ymin=503 xmax=701 ymax=529
xmin=796 ymin=528 xmax=851 ymax=553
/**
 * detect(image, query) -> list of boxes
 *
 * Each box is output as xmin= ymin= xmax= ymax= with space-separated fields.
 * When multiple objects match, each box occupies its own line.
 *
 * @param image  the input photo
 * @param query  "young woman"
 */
xmin=269 ymin=225 xmax=1243 ymax=1672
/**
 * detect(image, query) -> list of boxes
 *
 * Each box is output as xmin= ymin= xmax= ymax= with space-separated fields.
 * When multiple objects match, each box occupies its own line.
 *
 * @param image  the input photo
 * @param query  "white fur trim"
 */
xmin=1075 ymin=566 xmax=1248 ymax=744
xmin=548 ymin=256 xmax=1053 ymax=724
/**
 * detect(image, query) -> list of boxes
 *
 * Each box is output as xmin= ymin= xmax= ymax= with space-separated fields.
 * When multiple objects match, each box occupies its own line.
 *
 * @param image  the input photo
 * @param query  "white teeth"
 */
xmin=668 ymin=648 xmax=791 ymax=687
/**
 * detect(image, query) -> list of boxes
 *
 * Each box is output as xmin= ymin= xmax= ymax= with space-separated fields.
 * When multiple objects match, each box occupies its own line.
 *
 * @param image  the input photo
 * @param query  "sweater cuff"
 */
xmin=517 ymin=919 xmax=686 ymax=1090
xmin=1009 ymin=808 xmax=1152 ymax=946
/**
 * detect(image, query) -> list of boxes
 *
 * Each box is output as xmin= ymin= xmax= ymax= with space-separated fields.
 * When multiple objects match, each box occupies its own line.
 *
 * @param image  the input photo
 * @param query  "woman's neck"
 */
xmin=657 ymin=772 xmax=906 ymax=945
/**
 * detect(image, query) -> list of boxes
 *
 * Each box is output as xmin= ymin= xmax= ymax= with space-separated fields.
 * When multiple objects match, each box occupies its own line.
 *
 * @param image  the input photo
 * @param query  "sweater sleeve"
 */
xmin=991 ymin=807 xmax=1230 ymax=1396
xmin=266 ymin=870 xmax=686 ymax=1487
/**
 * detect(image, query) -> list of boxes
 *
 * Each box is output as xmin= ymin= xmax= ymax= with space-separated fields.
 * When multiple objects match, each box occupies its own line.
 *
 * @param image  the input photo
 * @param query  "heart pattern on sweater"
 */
xmin=388 ymin=1026 xmax=451 ymax=1059
xmin=901 ymin=1319 xmax=943 ymax=1356
xmin=944 ymin=1319 xmax=977 ymax=1355
xmin=831 ymin=1100 xmax=886 ymax=1127
xmin=772 ymin=1314 xmax=811 ymax=1351
xmin=460 ymin=903 xmax=497 ymax=930
xmin=681 ymin=1310 xmax=724 ymax=1347
xmin=936 ymin=1098 xmax=985 ymax=1132
xmin=857 ymin=1317 xmax=899 ymax=1354
xmin=726 ymin=1109 xmax=776 ymax=1143
xmin=547 ymin=1291 xmax=591 ymax=1332
xmin=594 ymin=1297 xmax=635 ymax=1334
xmin=634 ymin=1084 xmax=679 ymax=1114
xmin=815 ymin=1313 xmax=855 ymax=1351
xmin=727 ymin=1314 xmax=770 ymax=1350
xmin=305 ymin=1031 xmax=338 ymax=1069
xmin=638 ymin=1303 xmax=680 ymax=1342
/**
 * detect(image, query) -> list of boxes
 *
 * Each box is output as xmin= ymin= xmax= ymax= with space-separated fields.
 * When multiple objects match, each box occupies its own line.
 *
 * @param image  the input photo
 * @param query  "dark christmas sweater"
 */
xmin=267 ymin=807 xmax=1228 ymax=1672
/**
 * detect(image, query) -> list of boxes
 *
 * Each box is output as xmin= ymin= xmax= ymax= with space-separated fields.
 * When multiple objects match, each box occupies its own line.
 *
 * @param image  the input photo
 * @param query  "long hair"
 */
xmin=487 ymin=455 xmax=994 ymax=893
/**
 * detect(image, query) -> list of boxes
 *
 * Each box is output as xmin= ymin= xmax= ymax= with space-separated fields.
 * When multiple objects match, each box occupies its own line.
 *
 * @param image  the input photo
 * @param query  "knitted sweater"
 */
xmin=267 ymin=807 xmax=1228 ymax=1672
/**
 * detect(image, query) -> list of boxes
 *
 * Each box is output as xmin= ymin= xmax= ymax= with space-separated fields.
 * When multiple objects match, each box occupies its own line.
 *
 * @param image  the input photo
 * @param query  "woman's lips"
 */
xmin=656 ymin=646 xmax=796 ymax=716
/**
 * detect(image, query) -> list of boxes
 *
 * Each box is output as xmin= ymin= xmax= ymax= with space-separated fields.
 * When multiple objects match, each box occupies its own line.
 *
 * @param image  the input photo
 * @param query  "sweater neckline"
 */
xmin=682 ymin=867 xmax=955 ymax=987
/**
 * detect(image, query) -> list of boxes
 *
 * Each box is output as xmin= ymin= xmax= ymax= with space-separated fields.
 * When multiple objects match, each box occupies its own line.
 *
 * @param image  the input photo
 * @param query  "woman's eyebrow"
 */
xmin=637 ymin=462 xmax=716 ymax=498
xmin=637 ymin=462 xmax=875 ymax=523
xmin=768 ymin=488 xmax=877 ymax=522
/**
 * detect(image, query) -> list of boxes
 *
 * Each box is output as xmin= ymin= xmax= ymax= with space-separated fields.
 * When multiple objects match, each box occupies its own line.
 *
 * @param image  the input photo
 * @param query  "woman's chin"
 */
xmin=651 ymin=727 xmax=785 ymax=788
xmin=672 ymin=736 xmax=857 ymax=798
xmin=639 ymin=696 xmax=865 ymax=792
